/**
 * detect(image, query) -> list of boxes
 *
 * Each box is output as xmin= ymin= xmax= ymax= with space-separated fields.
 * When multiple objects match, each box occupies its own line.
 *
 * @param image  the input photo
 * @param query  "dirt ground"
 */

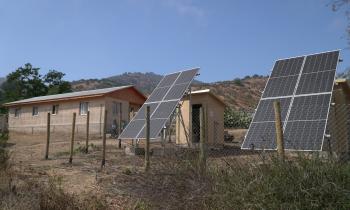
xmin=7 ymin=129 xmax=260 ymax=209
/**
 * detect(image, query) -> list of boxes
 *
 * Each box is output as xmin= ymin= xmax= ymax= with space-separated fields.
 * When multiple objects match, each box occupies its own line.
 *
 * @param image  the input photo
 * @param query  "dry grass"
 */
xmin=2 ymin=133 xmax=350 ymax=209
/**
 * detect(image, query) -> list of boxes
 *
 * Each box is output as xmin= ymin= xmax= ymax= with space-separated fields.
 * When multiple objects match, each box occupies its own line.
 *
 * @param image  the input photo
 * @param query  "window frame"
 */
xmin=52 ymin=104 xmax=59 ymax=115
xmin=32 ymin=106 xmax=39 ymax=116
xmin=79 ymin=102 xmax=89 ymax=116
xmin=14 ymin=108 xmax=21 ymax=118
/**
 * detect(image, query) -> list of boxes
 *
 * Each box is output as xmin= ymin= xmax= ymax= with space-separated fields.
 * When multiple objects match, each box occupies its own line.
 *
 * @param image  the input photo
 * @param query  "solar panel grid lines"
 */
xmin=241 ymin=122 xmax=277 ymax=150
xmin=283 ymin=51 xmax=339 ymax=151
xmin=133 ymin=102 xmax=159 ymax=120
xmin=283 ymin=120 xmax=327 ymax=151
xmin=242 ymin=50 xmax=340 ymax=151
xmin=262 ymin=75 xmax=299 ymax=98
xmin=118 ymin=68 xmax=199 ymax=139
xmin=133 ymin=72 xmax=184 ymax=139
xmin=302 ymin=51 xmax=339 ymax=74
xmin=270 ymin=56 xmax=304 ymax=78
xmin=252 ymin=97 xmax=292 ymax=122
xmin=287 ymin=94 xmax=331 ymax=121
xmin=281 ymin=56 xmax=307 ymax=131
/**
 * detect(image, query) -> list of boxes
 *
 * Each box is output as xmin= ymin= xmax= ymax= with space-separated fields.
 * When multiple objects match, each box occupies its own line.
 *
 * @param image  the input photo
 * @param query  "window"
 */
xmin=113 ymin=102 xmax=118 ymax=115
xmin=80 ymin=102 xmax=89 ymax=115
xmin=52 ymin=105 xmax=59 ymax=115
xmin=14 ymin=108 xmax=21 ymax=117
xmin=32 ymin=106 xmax=39 ymax=116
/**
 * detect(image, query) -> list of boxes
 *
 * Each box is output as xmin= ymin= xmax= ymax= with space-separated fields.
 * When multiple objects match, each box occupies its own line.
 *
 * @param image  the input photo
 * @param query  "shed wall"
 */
xmin=176 ymin=93 xmax=225 ymax=147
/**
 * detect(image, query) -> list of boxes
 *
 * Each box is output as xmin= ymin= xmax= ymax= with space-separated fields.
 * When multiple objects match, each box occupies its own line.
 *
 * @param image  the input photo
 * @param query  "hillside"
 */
xmin=72 ymin=72 xmax=267 ymax=111
xmin=193 ymin=76 xmax=267 ymax=111
xmin=71 ymin=72 xmax=164 ymax=95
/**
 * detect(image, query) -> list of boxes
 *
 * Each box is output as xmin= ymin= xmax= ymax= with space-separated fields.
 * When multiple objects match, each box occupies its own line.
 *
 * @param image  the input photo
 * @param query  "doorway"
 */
xmin=192 ymin=104 xmax=202 ymax=143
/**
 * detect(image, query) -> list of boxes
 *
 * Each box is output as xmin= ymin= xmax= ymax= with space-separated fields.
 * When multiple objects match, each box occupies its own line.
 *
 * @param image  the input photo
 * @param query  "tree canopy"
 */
xmin=0 ymin=63 xmax=72 ymax=113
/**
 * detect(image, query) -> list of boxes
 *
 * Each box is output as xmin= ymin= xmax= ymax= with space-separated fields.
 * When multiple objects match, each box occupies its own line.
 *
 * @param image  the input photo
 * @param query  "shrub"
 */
xmin=224 ymin=108 xmax=252 ymax=128
xmin=233 ymin=78 xmax=243 ymax=86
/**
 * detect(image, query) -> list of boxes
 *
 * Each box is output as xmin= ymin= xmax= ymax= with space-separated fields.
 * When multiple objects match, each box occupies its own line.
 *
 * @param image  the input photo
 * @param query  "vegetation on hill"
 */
xmin=72 ymin=72 xmax=267 ymax=128
xmin=193 ymin=74 xmax=267 ymax=112
xmin=71 ymin=72 xmax=164 ymax=95
xmin=0 ymin=64 xmax=72 ymax=113
xmin=72 ymin=72 xmax=267 ymax=112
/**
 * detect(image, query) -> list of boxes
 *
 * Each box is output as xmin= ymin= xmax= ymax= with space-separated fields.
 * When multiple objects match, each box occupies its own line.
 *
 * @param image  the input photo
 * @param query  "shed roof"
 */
xmin=3 ymin=86 xmax=146 ymax=107
xmin=186 ymin=89 xmax=226 ymax=106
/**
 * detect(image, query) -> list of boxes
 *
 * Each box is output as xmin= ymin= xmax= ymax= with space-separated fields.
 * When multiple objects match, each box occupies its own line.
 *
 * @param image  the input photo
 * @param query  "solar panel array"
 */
xmin=242 ymin=50 xmax=340 ymax=151
xmin=119 ymin=68 xmax=199 ymax=139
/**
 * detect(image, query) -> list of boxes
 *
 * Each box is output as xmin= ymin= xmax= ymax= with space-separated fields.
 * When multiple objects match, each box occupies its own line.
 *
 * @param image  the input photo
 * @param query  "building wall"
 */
xmin=7 ymin=87 xmax=146 ymax=140
xmin=8 ymin=97 xmax=106 ymax=138
xmin=176 ymin=93 xmax=225 ymax=147
xmin=104 ymin=97 xmax=130 ymax=133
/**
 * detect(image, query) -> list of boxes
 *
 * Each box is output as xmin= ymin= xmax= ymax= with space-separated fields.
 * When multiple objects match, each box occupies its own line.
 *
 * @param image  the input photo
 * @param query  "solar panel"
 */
xmin=270 ymin=57 xmax=304 ymax=77
xmin=119 ymin=68 xmax=199 ymax=139
xmin=283 ymin=120 xmax=326 ymax=150
xmin=242 ymin=50 xmax=340 ymax=151
xmin=252 ymin=97 xmax=292 ymax=122
xmin=287 ymin=94 xmax=331 ymax=121
xmin=242 ymin=122 xmax=277 ymax=149
xmin=262 ymin=76 xmax=299 ymax=98
xmin=296 ymin=70 xmax=336 ymax=95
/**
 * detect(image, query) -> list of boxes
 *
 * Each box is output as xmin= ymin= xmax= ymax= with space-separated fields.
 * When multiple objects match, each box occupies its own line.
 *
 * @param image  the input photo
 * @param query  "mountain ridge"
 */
xmin=71 ymin=72 xmax=267 ymax=111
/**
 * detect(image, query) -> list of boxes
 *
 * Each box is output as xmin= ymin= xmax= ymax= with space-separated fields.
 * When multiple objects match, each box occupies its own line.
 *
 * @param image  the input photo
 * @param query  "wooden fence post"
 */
xmin=45 ymin=112 xmax=51 ymax=160
xmin=69 ymin=113 xmax=76 ymax=164
xmin=85 ymin=111 xmax=90 ymax=153
xmin=199 ymin=105 xmax=207 ymax=173
xmin=161 ymin=127 xmax=165 ymax=156
xmin=101 ymin=110 xmax=107 ymax=168
xmin=144 ymin=106 xmax=150 ymax=172
xmin=118 ymin=102 xmax=122 ymax=149
xmin=273 ymin=101 xmax=285 ymax=160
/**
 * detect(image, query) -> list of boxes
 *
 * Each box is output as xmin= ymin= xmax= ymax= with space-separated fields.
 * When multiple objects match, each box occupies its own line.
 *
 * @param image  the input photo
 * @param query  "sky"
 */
xmin=0 ymin=0 xmax=349 ymax=83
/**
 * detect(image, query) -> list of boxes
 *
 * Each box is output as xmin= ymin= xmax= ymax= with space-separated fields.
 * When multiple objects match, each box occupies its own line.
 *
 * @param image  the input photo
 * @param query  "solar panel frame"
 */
xmin=133 ymin=102 xmax=160 ymax=120
xmin=287 ymin=93 xmax=331 ymax=121
xmin=118 ymin=68 xmax=199 ymax=139
xmin=283 ymin=120 xmax=327 ymax=151
xmin=241 ymin=50 xmax=340 ymax=151
xmin=146 ymin=86 xmax=171 ymax=103
xmin=262 ymin=75 xmax=299 ymax=98
xmin=284 ymin=51 xmax=339 ymax=151
xmin=241 ymin=122 xmax=277 ymax=150
xmin=252 ymin=97 xmax=292 ymax=122
xmin=295 ymin=70 xmax=336 ymax=95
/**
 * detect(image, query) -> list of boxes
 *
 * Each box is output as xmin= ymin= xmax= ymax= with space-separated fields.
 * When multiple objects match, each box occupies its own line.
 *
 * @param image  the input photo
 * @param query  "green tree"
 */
xmin=0 ymin=64 xmax=72 ymax=114
xmin=44 ymin=70 xmax=72 ymax=95
xmin=2 ymin=63 xmax=47 ymax=102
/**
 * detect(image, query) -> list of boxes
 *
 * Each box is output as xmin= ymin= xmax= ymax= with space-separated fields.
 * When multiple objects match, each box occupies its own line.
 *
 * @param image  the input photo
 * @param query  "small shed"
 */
xmin=176 ymin=89 xmax=226 ymax=147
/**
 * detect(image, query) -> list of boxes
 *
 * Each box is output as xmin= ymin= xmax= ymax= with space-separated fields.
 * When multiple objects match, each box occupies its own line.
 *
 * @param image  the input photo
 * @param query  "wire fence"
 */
xmin=3 ymin=104 xmax=350 ymax=209
xmin=4 ymin=103 xmax=350 ymax=162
